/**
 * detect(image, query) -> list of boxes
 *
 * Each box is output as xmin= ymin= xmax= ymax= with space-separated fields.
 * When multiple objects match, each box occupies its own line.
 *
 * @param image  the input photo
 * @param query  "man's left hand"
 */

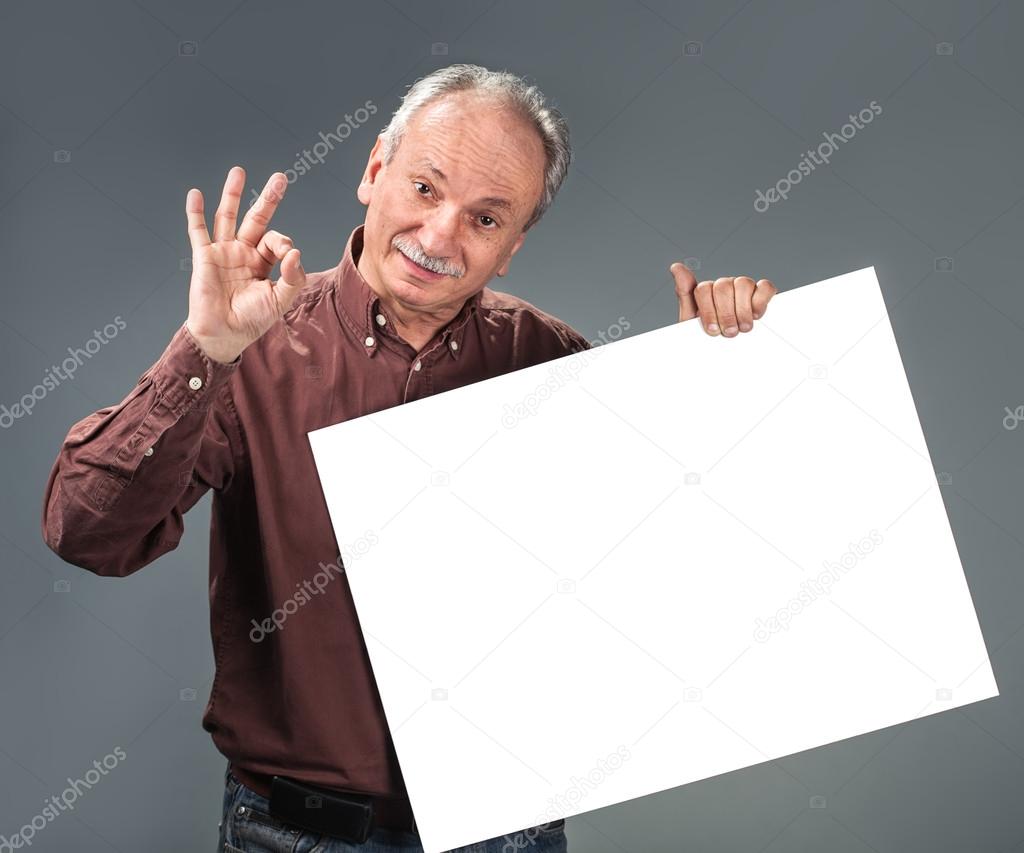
xmin=670 ymin=262 xmax=778 ymax=336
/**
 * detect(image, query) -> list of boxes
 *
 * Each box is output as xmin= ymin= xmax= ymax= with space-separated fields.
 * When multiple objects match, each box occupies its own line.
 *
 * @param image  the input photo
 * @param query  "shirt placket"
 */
xmin=368 ymin=298 xmax=469 ymax=402
xmin=402 ymin=337 xmax=445 ymax=402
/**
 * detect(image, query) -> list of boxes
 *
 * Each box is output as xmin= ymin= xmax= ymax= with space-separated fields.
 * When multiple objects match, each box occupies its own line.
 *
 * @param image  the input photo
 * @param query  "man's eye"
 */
xmin=479 ymin=215 xmax=496 ymax=228
xmin=413 ymin=181 xmax=431 ymax=196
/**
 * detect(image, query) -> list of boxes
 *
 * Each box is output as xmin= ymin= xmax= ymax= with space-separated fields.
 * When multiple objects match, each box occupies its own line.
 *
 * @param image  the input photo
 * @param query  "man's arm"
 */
xmin=42 ymin=164 xmax=309 ymax=576
xmin=41 ymin=323 xmax=242 ymax=577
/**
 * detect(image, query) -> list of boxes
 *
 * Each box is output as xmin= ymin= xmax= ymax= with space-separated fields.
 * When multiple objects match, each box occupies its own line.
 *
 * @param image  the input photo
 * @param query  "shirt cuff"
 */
xmin=147 ymin=323 xmax=241 ymax=418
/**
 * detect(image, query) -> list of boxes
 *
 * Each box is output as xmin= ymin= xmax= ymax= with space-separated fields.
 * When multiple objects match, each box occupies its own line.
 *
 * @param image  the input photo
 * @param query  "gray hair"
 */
xmin=378 ymin=63 xmax=571 ymax=232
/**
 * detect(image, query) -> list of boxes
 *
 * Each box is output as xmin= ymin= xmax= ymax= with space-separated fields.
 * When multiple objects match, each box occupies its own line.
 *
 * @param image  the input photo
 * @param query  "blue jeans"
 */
xmin=217 ymin=765 xmax=568 ymax=853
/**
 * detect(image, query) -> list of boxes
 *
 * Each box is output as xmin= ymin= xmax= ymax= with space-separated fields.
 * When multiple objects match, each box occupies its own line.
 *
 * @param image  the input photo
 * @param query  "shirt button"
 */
xmin=144 ymin=447 xmax=154 ymax=457
xmin=365 ymin=336 xmax=375 ymax=347
xmin=413 ymin=360 xmax=422 ymax=371
xmin=375 ymin=313 xmax=386 ymax=326
xmin=188 ymin=376 xmax=203 ymax=390
xmin=449 ymin=340 xmax=459 ymax=351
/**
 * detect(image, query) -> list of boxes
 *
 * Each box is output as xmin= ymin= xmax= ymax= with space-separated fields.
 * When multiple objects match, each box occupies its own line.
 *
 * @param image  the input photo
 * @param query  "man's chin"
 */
xmin=387 ymin=275 xmax=435 ymax=307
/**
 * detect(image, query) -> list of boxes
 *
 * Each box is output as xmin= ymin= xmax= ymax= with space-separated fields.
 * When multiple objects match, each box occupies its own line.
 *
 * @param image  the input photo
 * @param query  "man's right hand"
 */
xmin=184 ymin=166 xmax=306 ymax=364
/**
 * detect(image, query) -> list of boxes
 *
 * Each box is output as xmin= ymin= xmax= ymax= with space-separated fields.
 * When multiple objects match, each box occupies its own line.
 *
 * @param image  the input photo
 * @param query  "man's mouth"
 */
xmin=398 ymin=250 xmax=446 ymax=282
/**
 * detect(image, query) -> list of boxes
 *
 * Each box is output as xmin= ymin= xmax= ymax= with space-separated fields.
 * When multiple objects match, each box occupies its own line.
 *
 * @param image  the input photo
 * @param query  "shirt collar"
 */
xmin=334 ymin=224 xmax=483 ymax=360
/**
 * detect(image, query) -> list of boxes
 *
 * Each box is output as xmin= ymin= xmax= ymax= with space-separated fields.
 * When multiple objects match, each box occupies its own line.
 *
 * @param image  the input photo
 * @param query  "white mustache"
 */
xmin=393 ymin=238 xmax=464 ymax=278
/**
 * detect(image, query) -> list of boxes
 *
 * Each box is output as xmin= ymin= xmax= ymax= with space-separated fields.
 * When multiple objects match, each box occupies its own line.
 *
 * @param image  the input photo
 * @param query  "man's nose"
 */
xmin=417 ymin=204 xmax=460 ymax=258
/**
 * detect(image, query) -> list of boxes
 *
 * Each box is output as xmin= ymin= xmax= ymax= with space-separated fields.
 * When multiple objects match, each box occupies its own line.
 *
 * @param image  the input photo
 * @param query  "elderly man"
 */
xmin=42 ymin=64 xmax=776 ymax=852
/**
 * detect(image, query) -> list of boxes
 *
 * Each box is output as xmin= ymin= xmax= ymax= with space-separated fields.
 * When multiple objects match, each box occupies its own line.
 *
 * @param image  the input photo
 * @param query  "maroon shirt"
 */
xmin=41 ymin=223 xmax=590 ymax=807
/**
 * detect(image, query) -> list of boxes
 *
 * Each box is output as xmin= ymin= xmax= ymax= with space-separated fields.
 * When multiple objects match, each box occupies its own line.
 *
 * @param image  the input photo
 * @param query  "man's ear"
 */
xmin=357 ymin=136 xmax=386 ymax=207
xmin=497 ymin=231 xmax=528 ymax=277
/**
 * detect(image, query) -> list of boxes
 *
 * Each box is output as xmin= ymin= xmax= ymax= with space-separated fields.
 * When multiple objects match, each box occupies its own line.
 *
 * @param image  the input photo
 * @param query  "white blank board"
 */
xmin=308 ymin=266 xmax=998 ymax=853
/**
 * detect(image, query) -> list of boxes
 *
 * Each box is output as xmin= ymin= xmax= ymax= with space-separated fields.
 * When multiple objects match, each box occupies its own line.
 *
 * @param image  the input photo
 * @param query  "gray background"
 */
xmin=2 ymin=0 xmax=1023 ymax=851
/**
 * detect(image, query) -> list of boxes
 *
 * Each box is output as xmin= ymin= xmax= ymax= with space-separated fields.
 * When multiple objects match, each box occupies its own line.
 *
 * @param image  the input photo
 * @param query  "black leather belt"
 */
xmin=231 ymin=765 xmax=417 ymax=844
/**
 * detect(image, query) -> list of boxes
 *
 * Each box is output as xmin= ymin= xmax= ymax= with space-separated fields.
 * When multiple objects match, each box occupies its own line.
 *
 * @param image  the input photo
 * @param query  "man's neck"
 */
xmin=385 ymin=301 xmax=459 ymax=353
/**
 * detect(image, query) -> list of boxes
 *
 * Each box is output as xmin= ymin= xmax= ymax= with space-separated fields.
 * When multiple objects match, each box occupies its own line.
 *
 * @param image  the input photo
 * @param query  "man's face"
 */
xmin=356 ymin=92 xmax=547 ymax=316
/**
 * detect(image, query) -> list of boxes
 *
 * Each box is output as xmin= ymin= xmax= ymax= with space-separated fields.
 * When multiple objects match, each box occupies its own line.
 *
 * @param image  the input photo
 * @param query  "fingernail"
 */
xmin=707 ymin=323 xmax=720 ymax=335
xmin=724 ymin=325 xmax=738 ymax=336
xmin=739 ymin=322 xmax=752 ymax=331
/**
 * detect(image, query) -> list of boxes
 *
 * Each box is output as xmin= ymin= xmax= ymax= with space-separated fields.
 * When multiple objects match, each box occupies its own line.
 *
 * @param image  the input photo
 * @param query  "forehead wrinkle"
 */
xmin=416 ymin=127 xmax=531 ymax=180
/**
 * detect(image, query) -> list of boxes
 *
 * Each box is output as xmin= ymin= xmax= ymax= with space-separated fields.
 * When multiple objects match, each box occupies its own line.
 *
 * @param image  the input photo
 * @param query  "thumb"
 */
xmin=274 ymin=248 xmax=307 ymax=311
xmin=670 ymin=262 xmax=698 ymax=322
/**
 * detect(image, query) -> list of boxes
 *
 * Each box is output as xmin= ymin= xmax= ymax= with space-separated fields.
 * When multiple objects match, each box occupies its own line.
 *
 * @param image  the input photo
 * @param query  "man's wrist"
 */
xmin=184 ymin=321 xmax=243 ymax=365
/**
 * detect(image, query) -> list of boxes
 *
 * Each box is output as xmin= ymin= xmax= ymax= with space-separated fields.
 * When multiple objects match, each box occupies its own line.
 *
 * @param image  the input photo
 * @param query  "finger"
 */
xmin=237 ymin=172 xmax=289 ymax=247
xmin=185 ymin=188 xmax=211 ymax=251
xmin=670 ymin=262 xmax=698 ymax=322
xmin=693 ymin=280 xmax=720 ymax=335
xmin=752 ymin=279 xmax=778 ymax=319
xmin=733 ymin=276 xmax=756 ymax=331
xmin=273 ymin=248 xmax=307 ymax=310
xmin=712 ymin=277 xmax=739 ymax=336
xmin=213 ymin=165 xmax=245 ymax=243
xmin=255 ymin=230 xmax=294 ymax=268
